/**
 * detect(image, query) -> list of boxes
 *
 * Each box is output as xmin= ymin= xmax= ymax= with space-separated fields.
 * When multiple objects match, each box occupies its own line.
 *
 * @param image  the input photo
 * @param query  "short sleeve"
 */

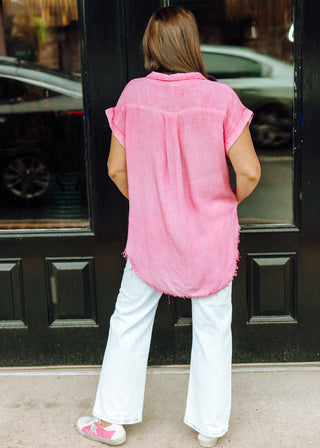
xmin=105 ymin=87 xmax=128 ymax=147
xmin=224 ymin=88 xmax=253 ymax=155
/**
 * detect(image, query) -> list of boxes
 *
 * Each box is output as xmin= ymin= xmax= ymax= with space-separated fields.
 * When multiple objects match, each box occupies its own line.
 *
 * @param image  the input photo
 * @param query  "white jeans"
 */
xmin=93 ymin=261 xmax=232 ymax=438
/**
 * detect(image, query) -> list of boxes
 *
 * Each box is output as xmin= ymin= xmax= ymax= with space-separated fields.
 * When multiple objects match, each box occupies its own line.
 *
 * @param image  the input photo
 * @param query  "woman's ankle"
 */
xmin=100 ymin=419 xmax=113 ymax=428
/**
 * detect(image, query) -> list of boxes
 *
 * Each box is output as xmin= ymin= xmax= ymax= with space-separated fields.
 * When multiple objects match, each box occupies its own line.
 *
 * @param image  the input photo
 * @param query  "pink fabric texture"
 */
xmin=82 ymin=421 xmax=115 ymax=439
xmin=106 ymin=71 xmax=253 ymax=298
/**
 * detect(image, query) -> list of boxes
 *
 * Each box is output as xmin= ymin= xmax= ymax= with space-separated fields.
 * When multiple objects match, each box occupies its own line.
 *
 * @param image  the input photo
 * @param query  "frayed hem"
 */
xmin=122 ymin=250 xmax=237 ymax=299
xmin=232 ymin=223 xmax=241 ymax=280
xmin=93 ymin=409 xmax=142 ymax=425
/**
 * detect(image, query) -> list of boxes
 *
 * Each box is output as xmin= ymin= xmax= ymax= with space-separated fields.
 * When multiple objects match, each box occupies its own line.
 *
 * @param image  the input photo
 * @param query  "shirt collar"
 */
xmin=146 ymin=71 xmax=207 ymax=82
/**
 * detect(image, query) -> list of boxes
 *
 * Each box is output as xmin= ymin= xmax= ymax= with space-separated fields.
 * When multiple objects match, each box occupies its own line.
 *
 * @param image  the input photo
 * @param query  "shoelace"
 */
xmin=88 ymin=422 xmax=98 ymax=435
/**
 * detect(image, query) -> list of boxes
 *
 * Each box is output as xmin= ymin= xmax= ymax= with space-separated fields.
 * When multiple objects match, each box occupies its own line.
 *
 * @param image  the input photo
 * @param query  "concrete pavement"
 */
xmin=1 ymin=363 xmax=320 ymax=448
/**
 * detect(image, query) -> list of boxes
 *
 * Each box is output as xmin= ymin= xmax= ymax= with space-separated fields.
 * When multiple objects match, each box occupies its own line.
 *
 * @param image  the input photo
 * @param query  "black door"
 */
xmin=1 ymin=0 xmax=319 ymax=366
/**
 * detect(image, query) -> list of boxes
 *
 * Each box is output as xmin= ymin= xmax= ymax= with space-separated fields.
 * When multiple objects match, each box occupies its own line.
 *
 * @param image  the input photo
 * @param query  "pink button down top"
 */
xmin=106 ymin=71 xmax=253 ymax=298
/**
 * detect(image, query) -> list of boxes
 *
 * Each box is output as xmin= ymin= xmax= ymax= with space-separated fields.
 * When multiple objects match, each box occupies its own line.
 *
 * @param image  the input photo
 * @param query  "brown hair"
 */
xmin=142 ymin=6 xmax=207 ymax=77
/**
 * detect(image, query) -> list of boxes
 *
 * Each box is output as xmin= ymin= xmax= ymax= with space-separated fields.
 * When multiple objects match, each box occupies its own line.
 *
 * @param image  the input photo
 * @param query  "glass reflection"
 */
xmin=184 ymin=0 xmax=294 ymax=224
xmin=0 ymin=0 xmax=88 ymax=229
xmin=202 ymin=47 xmax=293 ymax=150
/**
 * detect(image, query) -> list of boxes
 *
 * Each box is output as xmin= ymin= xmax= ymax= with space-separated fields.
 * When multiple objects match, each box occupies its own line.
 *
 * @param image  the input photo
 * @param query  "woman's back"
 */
xmin=106 ymin=71 xmax=252 ymax=297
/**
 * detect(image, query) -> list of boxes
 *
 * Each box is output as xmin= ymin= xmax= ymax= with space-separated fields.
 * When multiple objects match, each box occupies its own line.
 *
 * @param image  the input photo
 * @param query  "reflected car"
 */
xmin=0 ymin=57 xmax=84 ymax=200
xmin=201 ymin=45 xmax=294 ymax=149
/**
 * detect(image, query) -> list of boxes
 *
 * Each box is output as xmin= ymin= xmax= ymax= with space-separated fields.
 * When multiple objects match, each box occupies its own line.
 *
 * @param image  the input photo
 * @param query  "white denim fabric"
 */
xmin=93 ymin=260 xmax=232 ymax=438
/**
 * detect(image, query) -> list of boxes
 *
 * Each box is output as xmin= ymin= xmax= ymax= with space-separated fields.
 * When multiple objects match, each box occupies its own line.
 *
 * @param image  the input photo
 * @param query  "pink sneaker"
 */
xmin=76 ymin=416 xmax=126 ymax=445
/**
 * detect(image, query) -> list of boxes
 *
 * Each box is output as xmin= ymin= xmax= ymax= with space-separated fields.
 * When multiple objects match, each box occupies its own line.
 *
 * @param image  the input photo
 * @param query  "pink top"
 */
xmin=106 ymin=71 xmax=253 ymax=298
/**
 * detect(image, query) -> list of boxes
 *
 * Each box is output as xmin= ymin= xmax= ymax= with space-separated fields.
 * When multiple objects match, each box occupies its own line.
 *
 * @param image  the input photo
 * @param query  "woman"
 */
xmin=77 ymin=6 xmax=261 ymax=447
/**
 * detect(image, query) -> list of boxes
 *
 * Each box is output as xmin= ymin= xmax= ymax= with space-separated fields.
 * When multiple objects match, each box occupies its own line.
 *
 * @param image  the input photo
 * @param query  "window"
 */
xmin=0 ymin=0 xmax=89 ymax=230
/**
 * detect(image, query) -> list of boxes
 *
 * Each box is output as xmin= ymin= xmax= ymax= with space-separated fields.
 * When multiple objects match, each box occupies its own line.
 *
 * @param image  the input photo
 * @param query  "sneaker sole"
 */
xmin=76 ymin=422 xmax=126 ymax=445
xmin=198 ymin=438 xmax=218 ymax=447
xmin=198 ymin=442 xmax=217 ymax=448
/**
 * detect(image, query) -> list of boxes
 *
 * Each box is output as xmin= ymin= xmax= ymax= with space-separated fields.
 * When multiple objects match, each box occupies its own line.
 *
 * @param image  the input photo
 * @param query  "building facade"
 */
xmin=0 ymin=0 xmax=319 ymax=366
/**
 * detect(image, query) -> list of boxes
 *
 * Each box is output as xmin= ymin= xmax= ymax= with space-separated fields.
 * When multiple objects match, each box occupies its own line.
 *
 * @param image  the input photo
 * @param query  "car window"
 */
xmin=202 ymin=52 xmax=261 ymax=78
xmin=0 ymin=77 xmax=46 ymax=104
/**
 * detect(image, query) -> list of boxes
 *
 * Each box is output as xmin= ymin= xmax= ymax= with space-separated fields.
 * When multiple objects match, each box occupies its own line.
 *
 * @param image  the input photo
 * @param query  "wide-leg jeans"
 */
xmin=93 ymin=260 xmax=232 ymax=438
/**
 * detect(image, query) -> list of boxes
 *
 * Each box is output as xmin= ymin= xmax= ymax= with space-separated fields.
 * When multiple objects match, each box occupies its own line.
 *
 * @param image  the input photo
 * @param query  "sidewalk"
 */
xmin=1 ymin=363 xmax=320 ymax=448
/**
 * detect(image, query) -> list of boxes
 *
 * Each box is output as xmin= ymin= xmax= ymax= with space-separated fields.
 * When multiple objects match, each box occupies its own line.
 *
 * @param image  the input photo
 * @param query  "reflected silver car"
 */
xmin=0 ymin=57 xmax=83 ymax=200
xmin=201 ymin=45 xmax=294 ymax=148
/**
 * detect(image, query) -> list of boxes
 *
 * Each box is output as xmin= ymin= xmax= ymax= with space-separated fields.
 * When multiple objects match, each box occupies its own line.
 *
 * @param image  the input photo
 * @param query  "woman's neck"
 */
xmin=157 ymin=66 xmax=179 ymax=75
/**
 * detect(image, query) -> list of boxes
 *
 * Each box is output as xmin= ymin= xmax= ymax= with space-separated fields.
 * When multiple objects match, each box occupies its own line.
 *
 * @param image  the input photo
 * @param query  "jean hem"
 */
xmin=184 ymin=417 xmax=229 ymax=438
xmin=93 ymin=409 xmax=142 ymax=425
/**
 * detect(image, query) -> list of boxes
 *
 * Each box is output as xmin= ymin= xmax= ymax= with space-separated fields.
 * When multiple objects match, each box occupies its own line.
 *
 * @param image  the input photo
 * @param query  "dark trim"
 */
xmin=301 ymin=0 xmax=320 ymax=235
xmin=78 ymin=0 xmax=94 ymax=234
xmin=293 ymin=0 xmax=303 ymax=231
xmin=81 ymin=0 xmax=128 ymax=243
xmin=241 ymin=226 xmax=300 ymax=234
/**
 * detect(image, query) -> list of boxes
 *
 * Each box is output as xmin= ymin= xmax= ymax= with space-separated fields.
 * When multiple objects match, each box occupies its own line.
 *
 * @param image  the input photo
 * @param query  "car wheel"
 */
xmin=2 ymin=153 xmax=51 ymax=200
xmin=251 ymin=106 xmax=292 ymax=149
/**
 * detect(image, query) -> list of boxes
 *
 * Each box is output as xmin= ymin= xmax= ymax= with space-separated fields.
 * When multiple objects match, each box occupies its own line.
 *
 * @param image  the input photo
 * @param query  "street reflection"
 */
xmin=202 ymin=45 xmax=293 ymax=151
xmin=0 ymin=0 xmax=88 ymax=229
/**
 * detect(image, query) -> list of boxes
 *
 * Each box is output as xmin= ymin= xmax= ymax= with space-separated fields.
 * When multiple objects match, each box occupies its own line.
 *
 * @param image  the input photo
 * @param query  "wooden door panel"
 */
xmin=247 ymin=253 xmax=297 ymax=324
xmin=0 ymin=259 xmax=26 ymax=328
xmin=45 ymin=257 xmax=98 ymax=327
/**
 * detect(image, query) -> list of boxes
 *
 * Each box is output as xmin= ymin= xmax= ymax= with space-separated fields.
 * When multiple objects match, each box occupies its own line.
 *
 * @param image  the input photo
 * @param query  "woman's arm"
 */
xmin=107 ymin=133 xmax=129 ymax=199
xmin=228 ymin=125 xmax=261 ymax=204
